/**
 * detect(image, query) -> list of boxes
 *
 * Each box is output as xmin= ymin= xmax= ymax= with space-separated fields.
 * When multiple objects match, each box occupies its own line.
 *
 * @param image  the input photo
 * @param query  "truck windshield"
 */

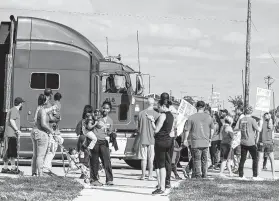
xmin=102 ymin=74 xmax=128 ymax=94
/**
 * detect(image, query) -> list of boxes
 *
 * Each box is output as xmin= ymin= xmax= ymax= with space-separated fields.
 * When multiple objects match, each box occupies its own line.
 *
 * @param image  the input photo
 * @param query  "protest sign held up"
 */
xmin=175 ymin=99 xmax=196 ymax=136
xmin=255 ymin=87 xmax=272 ymax=112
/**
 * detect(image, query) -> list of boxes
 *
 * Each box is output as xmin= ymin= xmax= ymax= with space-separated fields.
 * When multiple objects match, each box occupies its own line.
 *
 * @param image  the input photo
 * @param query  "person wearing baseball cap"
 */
xmin=1 ymin=97 xmax=24 ymax=174
xmin=237 ymin=105 xmax=263 ymax=181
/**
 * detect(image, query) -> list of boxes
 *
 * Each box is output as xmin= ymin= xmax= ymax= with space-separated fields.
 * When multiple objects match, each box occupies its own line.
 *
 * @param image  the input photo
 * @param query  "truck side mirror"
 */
xmin=135 ymin=74 xmax=144 ymax=95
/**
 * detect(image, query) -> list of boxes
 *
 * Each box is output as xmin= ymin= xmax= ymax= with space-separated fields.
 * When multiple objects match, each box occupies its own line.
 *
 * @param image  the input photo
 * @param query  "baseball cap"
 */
xmin=196 ymin=101 xmax=205 ymax=108
xmin=44 ymin=88 xmax=53 ymax=96
xmin=14 ymin=97 xmax=25 ymax=106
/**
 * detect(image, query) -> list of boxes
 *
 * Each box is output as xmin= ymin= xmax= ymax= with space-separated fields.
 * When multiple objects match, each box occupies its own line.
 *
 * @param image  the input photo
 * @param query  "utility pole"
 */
xmin=264 ymin=75 xmax=275 ymax=89
xmin=106 ymin=37 xmax=109 ymax=56
xmin=244 ymin=0 xmax=252 ymax=114
xmin=137 ymin=30 xmax=141 ymax=73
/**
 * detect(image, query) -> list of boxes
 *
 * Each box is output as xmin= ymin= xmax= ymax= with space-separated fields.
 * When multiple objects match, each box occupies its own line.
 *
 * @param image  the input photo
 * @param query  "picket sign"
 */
xmin=172 ymin=99 xmax=196 ymax=136
xmin=255 ymin=87 xmax=272 ymax=112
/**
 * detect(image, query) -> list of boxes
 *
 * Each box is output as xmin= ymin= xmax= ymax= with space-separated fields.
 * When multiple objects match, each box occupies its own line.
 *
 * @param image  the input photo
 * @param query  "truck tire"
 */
xmin=124 ymin=159 xmax=141 ymax=170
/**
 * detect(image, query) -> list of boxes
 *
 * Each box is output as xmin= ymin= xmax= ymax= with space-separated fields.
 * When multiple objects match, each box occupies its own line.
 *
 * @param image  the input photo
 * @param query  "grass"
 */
xmin=0 ymin=176 xmax=83 ymax=201
xmin=170 ymin=178 xmax=279 ymax=201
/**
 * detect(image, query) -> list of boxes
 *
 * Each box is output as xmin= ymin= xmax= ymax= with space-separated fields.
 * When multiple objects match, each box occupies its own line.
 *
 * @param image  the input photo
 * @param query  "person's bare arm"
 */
xmin=183 ymin=130 xmax=190 ymax=147
xmin=9 ymin=119 xmax=20 ymax=136
xmin=150 ymin=114 xmax=166 ymax=134
xmin=41 ymin=109 xmax=54 ymax=134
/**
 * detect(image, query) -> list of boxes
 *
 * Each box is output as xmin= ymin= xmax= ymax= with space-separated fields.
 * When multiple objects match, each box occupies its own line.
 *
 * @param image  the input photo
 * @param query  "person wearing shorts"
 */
xmin=1 ymin=97 xmax=24 ymax=174
xmin=137 ymin=98 xmax=160 ymax=180
xmin=257 ymin=112 xmax=277 ymax=180
xmin=219 ymin=116 xmax=234 ymax=177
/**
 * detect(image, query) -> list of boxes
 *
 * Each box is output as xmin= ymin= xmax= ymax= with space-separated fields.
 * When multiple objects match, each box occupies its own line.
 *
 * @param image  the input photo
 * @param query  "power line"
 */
xmin=0 ymin=7 xmax=246 ymax=23
xmin=268 ymin=50 xmax=279 ymax=68
xmin=251 ymin=19 xmax=279 ymax=68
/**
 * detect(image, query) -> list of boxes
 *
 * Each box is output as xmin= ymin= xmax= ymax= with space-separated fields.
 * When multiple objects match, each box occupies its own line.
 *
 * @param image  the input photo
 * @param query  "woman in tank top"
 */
xmin=147 ymin=93 xmax=174 ymax=195
xmin=31 ymin=94 xmax=54 ymax=177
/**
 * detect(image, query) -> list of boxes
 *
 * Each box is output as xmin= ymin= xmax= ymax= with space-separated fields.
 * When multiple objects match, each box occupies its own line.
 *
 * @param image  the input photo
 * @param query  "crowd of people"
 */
xmin=0 ymin=90 xmax=278 ymax=195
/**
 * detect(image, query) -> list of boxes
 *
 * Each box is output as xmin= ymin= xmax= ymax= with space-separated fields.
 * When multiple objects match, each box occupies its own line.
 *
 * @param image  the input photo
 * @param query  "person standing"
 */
xmin=209 ymin=113 xmax=222 ymax=170
xmin=137 ymin=98 xmax=160 ymax=180
xmin=257 ymin=112 xmax=277 ymax=180
xmin=1 ymin=97 xmax=25 ymax=174
xmin=90 ymin=101 xmax=114 ymax=186
xmin=165 ymin=97 xmax=178 ymax=188
xmin=183 ymin=101 xmax=214 ymax=179
xmin=232 ymin=107 xmax=244 ymax=173
xmin=219 ymin=116 xmax=234 ymax=177
xmin=31 ymin=94 xmax=54 ymax=176
xmin=76 ymin=105 xmax=94 ymax=179
xmin=147 ymin=93 xmax=174 ymax=195
xmin=43 ymin=90 xmax=62 ymax=174
xmin=238 ymin=106 xmax=263 ymax=180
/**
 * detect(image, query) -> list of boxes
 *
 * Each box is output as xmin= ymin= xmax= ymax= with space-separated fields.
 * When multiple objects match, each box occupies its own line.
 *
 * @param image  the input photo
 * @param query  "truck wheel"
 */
xmin=124 ymin=159 xmax=141 ymax=170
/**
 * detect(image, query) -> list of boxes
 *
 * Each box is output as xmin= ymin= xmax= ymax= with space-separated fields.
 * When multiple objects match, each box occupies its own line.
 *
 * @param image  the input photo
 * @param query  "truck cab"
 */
xmin=0 ymin=15 xmax=147 ymax=168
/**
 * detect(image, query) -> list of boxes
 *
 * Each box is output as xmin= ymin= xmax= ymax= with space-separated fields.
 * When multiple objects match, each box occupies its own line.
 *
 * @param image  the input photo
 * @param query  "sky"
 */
xmin=0 ymin=0 xmax=279 ymax=112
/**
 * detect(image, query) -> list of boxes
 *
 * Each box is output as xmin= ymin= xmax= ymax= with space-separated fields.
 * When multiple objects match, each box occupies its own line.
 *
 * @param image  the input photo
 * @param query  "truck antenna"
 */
xmin=106 ymin=37 xmax=109 ymax=57
xmin=137 ymin=30 xmax=141 ymax=73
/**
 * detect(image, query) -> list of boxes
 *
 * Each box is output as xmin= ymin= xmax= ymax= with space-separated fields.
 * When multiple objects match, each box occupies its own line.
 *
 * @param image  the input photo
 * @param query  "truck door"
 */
xmin=99 ymin=74 xmax=132 ymax=130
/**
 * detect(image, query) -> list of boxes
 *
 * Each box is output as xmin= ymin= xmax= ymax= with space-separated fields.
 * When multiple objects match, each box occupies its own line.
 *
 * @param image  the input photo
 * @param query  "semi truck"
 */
xmin=0 ymin=15 xmax=150 ymax=169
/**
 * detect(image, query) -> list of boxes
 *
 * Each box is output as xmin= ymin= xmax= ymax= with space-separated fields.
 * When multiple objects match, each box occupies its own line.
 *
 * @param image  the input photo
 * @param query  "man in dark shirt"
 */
xmin=184 ymin=101 xmax=214 ymax=178
xmin=238 ymin=106 xmax=262 ymax=180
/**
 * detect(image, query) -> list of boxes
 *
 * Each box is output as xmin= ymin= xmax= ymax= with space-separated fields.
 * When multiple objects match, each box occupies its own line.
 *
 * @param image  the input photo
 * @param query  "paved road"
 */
xmin=1 ymin=159 xmax=279 ymax=201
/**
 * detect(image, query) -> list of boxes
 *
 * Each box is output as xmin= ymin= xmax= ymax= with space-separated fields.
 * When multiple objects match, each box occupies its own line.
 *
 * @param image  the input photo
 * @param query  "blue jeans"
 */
xmin=192 ymin=147 xmax=209 ymax=178
xmin=31 ymin=129 xmax=49 ymax=176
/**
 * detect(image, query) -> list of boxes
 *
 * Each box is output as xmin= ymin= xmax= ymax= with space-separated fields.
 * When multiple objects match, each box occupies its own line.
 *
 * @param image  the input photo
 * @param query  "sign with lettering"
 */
xmin=210 ymin=92 xmax=221 ymax=110
xmin=175 ymin=99 xmax=196 ymax=136
xmin=255 ymin=87 xmax=271 ymax=112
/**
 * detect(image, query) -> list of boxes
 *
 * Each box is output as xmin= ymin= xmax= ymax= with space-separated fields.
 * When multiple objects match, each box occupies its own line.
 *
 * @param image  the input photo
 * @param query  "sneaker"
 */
xmin=1 ymin=168 xmax=10 ymax=173
xmin=208 ymin=165 xmax=214 ymax=170
xmin=165 ymin=183 xmax=171 ymax=189
xmin=233 ymin=170 xmax=239 ymax=175
xmin=263 ymin=166 xmax=268 ymax=171
xmin=139 ymin=176 xmax=145 ymax=180
xmin=253 ymin=177 xmax=264 ymax=181
xmin=106 ymin=181 xmax=114 ymax=186
xmin=240 ymin=176 xmax=249 ymax=181
xmin=90 ymin=180 xmax=103 ymax=186
xmin=32 ymin=173 xmax=37 ymax=177
xmin=219 ymin=173 xmax=227 ymax=178
xmin=80 ymin=174 xmax=86 ymax=179
xmin=152 ymin=189 xmax=164 ymax=195
xmin=175 ymin=175 xmax=183 ymax=180
xmin=148 ymin=177 xmax=156 ymax=181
